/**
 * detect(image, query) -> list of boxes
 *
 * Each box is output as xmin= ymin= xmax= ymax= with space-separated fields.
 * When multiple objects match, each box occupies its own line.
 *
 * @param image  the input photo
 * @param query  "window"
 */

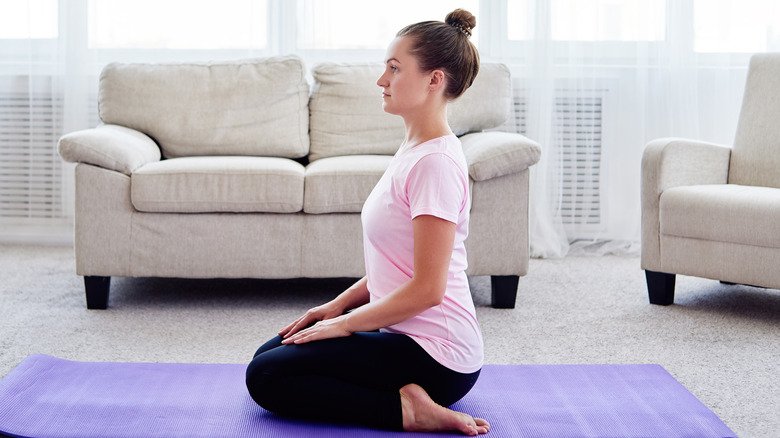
xmin=507 ymin=0 xmax=533 ymax=41
xmin=694 ymin=0 xmax=780 ymax=53
xmin=88 ymin=0 xmax=268 ymax=49
xmin=297 ymin=0 xmax=479 ymax=50
xmin=551 ymin=0 xmax=665 ymax=41
xmin=0 ymin=0 xmax=57 ymax=39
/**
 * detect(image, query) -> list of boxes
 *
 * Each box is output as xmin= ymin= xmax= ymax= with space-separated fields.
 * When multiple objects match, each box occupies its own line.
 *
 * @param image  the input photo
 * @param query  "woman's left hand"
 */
xmin=280 ymin=314 xmax=352 ymax=345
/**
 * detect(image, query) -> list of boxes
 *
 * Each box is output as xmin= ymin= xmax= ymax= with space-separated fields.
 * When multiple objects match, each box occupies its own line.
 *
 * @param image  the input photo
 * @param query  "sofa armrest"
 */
xmin=460 ymin=132 xmax=541 ymax=181
xmin=58 ymin=124 xmax=161 ymax=175
xmin=640 ymin=137 xmax=731 ymax=271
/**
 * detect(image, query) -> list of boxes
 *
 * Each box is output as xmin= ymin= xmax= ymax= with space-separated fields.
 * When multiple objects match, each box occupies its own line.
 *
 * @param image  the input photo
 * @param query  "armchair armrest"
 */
xmin=460 ymin=132 xmax=541 ymax=181
xmin=58 ymin=124 xmax=161 ymax=175
xmin=641 ymin=137 xmax=731 ymax=270
xmin=642 ymin=137 xmax=731 ymax=194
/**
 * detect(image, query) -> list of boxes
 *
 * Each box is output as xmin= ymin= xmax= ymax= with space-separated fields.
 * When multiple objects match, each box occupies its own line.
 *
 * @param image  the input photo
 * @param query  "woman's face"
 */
xmin=376 ymin=36 xmax=433 ymax=116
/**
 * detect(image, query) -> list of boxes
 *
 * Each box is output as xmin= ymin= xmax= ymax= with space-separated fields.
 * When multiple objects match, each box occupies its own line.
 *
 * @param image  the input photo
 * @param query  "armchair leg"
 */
xmin=491 ymin=275 xmax=519 ymax=309
xmin=84 ymin=276 xmax=110 ymax=309
xmin=645 ymin=270 xmax=675 ymax=305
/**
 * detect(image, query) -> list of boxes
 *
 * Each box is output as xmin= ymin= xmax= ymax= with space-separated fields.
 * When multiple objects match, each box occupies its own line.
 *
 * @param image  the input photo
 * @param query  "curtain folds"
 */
xmin=508 ymin=0 xmax=774 ymax=257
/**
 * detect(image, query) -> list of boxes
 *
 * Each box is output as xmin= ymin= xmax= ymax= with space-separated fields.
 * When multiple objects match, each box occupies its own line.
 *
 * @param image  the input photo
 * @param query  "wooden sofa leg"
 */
xmin=491 ymin=275 xmax=519 ymax=309
xmin=84 ymin=276 xmax=111 ymax=309
xmin=645 ymin=270 xmax=675 ymax=305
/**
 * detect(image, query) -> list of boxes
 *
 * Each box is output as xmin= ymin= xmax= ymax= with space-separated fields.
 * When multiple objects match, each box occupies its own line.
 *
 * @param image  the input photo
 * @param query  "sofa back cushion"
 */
xmin=99 ymin=56 xmax=310 ymax=159
xmin=308 ymin=62 xmax=511 ymax=161
xmin=729 ymin=53 xmax=780 ymax=189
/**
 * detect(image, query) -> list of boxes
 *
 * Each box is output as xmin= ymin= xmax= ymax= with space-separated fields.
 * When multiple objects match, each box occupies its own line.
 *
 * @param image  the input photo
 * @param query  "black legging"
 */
xmin=245 ymin=331 xmax=480 ymax=431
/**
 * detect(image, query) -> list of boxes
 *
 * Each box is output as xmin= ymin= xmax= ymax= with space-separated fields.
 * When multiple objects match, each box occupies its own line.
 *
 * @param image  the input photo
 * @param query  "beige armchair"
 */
xmin=641 ymin=53 xmax=780 ymax=304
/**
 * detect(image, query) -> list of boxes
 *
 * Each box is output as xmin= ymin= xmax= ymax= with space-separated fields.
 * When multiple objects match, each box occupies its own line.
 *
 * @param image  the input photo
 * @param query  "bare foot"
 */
xmin=399 ymin=383 xmax=490 ymax=436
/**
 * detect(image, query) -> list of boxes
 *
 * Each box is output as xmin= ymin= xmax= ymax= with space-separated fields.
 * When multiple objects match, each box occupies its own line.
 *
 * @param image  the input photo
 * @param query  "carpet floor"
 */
xmin=0 ymin=244 xmax=777 ymax=437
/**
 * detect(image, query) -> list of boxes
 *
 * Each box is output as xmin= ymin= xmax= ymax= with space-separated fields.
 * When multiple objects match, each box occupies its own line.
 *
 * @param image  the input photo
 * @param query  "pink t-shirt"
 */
xmin=360 ymin=134 xmax=483 ymax=374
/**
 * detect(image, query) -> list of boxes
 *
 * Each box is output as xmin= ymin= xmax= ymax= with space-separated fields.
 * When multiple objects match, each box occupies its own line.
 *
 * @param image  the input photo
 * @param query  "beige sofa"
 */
xmin=641 ymin=53 xmax=780 ymax=304
xmin=58 ymin=56 xmax=541 ymax=310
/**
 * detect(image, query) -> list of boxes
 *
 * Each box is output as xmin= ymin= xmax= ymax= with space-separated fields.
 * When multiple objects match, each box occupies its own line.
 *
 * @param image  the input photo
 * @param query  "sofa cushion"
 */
xmin=131 ymin=157 xmax=304 ymax=213
xmin=660 ymin=184 xmax=780 ymax=248
xmin=99 ymin=56 xmax=309 ymax=159
xmin=309 ymin=63 xmax=511 ymax=161
xmin=304 ymin=155 xmax=392 ymax=213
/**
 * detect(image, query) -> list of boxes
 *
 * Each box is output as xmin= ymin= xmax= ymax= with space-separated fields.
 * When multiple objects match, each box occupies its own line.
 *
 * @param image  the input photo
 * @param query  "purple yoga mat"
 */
xmin=0 ymin=355 xmax=734 ymax=438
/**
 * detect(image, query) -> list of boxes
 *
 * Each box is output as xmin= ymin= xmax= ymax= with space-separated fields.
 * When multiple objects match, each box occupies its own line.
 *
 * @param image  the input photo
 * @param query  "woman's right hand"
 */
xmin=278 ymin=300 xmax=346 ymax=339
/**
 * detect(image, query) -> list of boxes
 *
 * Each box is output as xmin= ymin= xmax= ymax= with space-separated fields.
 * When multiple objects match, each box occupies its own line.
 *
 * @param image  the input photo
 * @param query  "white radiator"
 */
xmin=552 ymin=92 xmax=605 ymax=234
xmin=0 ymin=90 xmax=63 ymax=221
xmin=503 ymin=86 xmax=609 ymax=236
xmin=0 ymin=78 xmax=98 ymax=223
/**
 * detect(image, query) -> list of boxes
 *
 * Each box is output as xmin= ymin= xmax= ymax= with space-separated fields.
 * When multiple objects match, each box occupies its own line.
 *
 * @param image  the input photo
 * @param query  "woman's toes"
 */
xmin=456 ymin=414 xmax=484 ymax=436
xmin=471 ymin=417 xmax=489 ymax=434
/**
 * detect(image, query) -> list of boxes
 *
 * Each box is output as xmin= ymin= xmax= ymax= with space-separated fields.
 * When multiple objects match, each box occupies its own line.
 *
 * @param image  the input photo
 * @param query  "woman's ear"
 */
xmin=429 ymin=69 xmax=446 ymax=92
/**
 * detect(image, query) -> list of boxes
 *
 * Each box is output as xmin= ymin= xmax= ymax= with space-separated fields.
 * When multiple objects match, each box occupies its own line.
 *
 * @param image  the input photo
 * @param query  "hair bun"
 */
xmin=445 ymin=9 xmax=476 ymax=37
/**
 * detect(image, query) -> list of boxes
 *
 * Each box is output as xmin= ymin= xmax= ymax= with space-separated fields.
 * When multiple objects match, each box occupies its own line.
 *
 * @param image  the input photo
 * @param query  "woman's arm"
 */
xmin=282 ymin=214 xmax=455 ymax=344
xmin=279 ymin=276 xmax=370 ymax=338
xmin=334 ymin=276 xmax=371 ymax=311
xmin=345 ymin=214 xmax=455 ymax=331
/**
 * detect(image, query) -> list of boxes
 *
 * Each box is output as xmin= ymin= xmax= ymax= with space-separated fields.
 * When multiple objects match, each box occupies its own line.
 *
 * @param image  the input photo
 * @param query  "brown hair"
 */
xmin=396 ymin=9 xmax=480 ymax=100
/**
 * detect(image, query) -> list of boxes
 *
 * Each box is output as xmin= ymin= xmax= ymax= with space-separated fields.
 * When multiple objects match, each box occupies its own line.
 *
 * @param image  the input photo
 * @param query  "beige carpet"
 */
xmin=0 ymin=244 xmax=777 ymax=437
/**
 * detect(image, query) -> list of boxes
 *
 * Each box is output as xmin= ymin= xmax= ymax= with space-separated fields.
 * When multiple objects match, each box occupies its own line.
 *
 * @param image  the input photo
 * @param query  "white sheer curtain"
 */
xmin=1 ymin=0 xmax=777 ymax=253
xmin=0 ymin=0 xmax=75 ymax=241
xmin=0 ymin=0 xmax=271 ymax=242
xmin=502 ymin=0 xmax=779 ymax=258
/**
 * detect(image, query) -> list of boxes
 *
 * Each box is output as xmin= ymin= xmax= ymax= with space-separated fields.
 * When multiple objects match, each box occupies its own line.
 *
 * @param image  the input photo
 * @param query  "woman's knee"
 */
xmin=253 ymin=335 xmax=284 ymax=358
xmin=245 ymin=358 xmax=282 ymax=410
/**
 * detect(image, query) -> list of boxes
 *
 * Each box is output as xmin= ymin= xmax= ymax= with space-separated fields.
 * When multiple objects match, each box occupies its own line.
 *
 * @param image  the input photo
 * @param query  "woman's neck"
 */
xmin=401 ymin=106 xmax=453 ymax=149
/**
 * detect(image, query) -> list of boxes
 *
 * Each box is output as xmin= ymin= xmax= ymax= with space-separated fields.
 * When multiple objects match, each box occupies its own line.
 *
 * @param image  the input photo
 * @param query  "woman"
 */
xmin=246 ymin=9 xmax=488 ymax=435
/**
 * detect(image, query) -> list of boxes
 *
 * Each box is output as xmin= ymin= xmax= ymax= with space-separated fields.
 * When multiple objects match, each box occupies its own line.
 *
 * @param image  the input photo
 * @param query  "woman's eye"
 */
xmin=390 ymin=65 xmax=398 ymax=72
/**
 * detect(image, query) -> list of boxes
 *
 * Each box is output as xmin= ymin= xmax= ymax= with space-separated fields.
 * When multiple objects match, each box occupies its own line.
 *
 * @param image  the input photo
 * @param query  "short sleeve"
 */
xmin=405 ymin=153 xmax=468 ymax=224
